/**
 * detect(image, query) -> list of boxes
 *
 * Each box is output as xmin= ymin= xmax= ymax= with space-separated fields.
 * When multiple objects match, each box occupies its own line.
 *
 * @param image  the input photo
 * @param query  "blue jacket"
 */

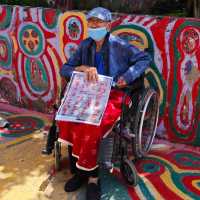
xmin=60 ymin=33 xmax=151 ymax=84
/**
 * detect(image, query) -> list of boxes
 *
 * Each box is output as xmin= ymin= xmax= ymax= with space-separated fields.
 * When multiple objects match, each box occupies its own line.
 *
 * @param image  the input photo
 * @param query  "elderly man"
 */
xmin=58 ymin=7 xmax=151 ymax=200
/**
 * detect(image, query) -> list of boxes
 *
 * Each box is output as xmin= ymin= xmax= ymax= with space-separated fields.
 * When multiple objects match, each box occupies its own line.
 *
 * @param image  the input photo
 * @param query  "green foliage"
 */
xmin=72 ymin=0 xmax=140 ymax=13
xmin=0 ymin=0 xmax=48 ymax=7
xmin=151 ymin=0 xmax=187 ymax=16
xmin=72 ymin=0 xmax=189 ymax=16
xmin=0 ymin=0 xmax=194 ymax=17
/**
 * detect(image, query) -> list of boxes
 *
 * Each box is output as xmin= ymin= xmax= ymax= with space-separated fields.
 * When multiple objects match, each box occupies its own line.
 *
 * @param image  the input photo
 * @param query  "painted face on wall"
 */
xmin=181 ymin=28 xmax=200 ymax=54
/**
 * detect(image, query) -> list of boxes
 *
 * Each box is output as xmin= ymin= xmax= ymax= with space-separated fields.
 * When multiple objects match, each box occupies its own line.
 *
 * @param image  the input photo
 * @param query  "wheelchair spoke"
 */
xmin=131 ymin=88 xmax=159 ymax=158
xmin=140 ymin=97 xmax=158 ymax=151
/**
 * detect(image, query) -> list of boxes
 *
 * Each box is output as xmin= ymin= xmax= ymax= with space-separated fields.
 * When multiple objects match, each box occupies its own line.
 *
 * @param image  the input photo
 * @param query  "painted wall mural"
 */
xmin=0 ymin=5 xmax=199 ymax=145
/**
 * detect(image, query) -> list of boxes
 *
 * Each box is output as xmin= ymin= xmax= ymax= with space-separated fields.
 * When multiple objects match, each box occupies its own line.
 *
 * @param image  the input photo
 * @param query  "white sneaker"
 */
xmin=0 ymin=117 xmax=9 ymax=128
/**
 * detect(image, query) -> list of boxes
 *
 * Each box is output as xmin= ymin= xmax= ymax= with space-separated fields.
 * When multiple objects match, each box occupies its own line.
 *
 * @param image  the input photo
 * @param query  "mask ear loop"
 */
xmin=105 ymin=21 xmax=111 ymax=33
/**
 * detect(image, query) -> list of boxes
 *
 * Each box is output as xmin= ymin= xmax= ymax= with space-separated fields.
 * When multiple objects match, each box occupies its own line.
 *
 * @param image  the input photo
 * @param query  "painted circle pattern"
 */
xmin=180 ymin=27 xmax=200 ymax=54
xmin=0 ymin=116 xmax=44 ymax=137
xmin=0 ymin=35 xmax=12 ymax=69
xmin=42 ymin=8 xmax=60 ymax=29
xmin=0 ymin=6 xmax=12 ymax=30
xmin=25 ymin=58 xmax=49 ymax=94
xmin=18 ymin=23 xmax=45 ymax=57
xmin=66 ymin=17 xmax=82 ymax=41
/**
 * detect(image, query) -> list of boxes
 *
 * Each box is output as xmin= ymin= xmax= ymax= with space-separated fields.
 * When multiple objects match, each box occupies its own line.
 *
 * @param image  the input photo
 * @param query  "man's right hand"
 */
xmin=75 ymin=65 xmax=88 ymax=72
xmin=75 ymin=65 xmax=98 ymax=82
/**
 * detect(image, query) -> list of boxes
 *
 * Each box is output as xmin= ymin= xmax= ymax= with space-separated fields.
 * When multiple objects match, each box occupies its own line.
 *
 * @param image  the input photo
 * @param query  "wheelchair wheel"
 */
xmin=132 ymin=88 xmax=159 ymax=158
xmin=120 ymin=158 xmax=138 ymax=186
xmin=54 ymin=141 xmax=61 ymax=171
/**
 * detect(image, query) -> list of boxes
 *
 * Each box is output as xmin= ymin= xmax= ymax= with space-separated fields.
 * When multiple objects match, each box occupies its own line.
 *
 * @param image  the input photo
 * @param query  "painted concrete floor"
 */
xmin=1 ymin=103 xmax=200 ymax=200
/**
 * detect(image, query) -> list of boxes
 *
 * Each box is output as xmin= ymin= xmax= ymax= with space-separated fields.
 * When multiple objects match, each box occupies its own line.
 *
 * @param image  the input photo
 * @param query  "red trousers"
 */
xmin=57 ymin=90 xmax=124 ymax=171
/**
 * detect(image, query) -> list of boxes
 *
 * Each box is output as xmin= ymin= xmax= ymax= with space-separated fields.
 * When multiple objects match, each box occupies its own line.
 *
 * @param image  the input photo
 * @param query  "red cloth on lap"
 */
xmin=57 ymin=89 xmax=124 ymax=171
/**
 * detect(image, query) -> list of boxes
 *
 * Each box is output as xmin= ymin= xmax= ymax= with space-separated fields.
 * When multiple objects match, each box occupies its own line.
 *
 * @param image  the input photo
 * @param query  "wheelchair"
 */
xmin=48 ymin=74 xmax=159 ymax=186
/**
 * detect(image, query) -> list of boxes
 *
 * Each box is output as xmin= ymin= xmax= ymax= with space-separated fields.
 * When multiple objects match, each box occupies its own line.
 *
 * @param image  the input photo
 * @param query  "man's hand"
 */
xmin=75 ymin=65 xmax=98 ymax=82
xmin=75 ymin=65 xmax=89 ymax=72
xmin=116 ymin=77 xmax=127 ymax=88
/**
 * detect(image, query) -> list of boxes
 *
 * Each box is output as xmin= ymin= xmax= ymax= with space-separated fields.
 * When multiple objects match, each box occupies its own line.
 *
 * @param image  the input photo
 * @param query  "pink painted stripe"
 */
xmin=0 ymin=103 xmax=52 ymax=120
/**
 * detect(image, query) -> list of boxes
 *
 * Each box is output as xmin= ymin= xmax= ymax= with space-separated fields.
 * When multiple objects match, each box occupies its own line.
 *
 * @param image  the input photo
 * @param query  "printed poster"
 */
xmin=55 ymin=72 xmax=113 ymax=126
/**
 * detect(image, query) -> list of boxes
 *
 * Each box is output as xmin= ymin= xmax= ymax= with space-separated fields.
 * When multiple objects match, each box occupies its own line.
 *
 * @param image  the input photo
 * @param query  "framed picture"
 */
xmin=56 ymin=72 xmax=113 ymax=126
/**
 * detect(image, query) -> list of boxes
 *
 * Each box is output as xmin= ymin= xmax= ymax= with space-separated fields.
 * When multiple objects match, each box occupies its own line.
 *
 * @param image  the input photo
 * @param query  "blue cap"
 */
xmin=87 ymin=7 xmax=112 ymax=22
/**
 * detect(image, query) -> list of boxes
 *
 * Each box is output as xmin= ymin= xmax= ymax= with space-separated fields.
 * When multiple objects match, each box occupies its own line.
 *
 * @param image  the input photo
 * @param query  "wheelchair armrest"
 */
xmin=114 ymin=73 xmax=145 ymax=95
xmin=128 ymin=74 xmax=145 ymax=92
xmin=119 ymin=74 xmax=145 ymax=116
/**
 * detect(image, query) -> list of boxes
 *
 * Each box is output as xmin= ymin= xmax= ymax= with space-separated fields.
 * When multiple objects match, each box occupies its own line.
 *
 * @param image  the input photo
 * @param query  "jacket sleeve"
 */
xmin=121 ymin=44 xmax=152 ymax=84
xmin=60 ymin=43 xmax=83 ymax=78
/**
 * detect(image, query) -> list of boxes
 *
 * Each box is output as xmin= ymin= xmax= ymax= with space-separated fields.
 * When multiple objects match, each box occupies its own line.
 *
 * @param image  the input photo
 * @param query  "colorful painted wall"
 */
xmin=0 ymin=5 xmax=199 ymax=145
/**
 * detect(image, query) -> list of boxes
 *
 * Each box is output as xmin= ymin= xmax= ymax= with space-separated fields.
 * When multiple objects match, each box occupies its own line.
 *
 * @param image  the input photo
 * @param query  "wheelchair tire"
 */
xmin=132 ymin=88 xmax=159 ymax=159
xmin=120 ymin=158 xmax=138 ymax=186
xmin=54 ymin=141 xmax=61 ymax=171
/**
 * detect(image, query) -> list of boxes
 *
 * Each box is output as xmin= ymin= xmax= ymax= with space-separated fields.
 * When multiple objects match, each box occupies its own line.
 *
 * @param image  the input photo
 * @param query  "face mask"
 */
xmin=88 ymin=27 xmax=108 ymax=41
